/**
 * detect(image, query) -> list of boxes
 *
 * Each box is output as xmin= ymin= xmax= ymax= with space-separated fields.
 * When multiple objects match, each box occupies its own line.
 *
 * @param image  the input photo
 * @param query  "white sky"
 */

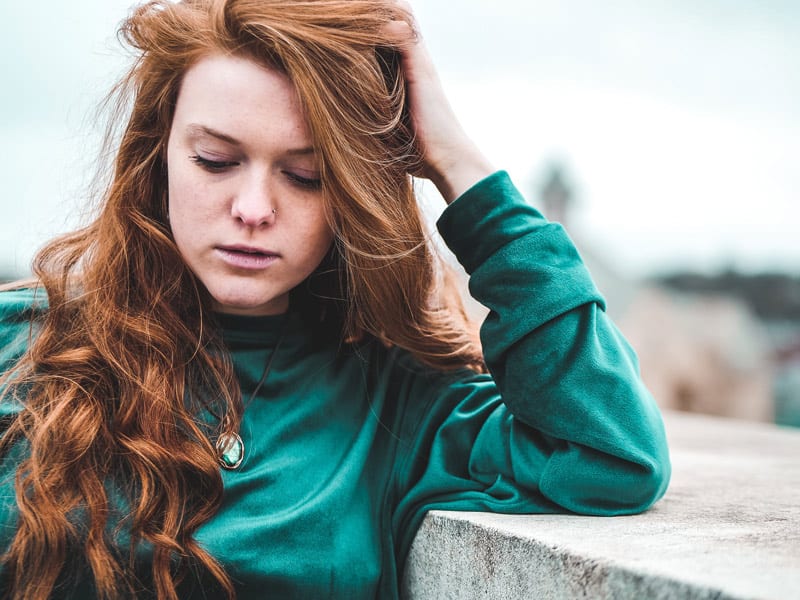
xmin=1 ymin=0 xmax=798 ymax=278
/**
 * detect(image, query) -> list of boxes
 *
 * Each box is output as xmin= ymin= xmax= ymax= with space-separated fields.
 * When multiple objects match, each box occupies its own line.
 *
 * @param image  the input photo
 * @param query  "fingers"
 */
xmin=390 ymin=0 xmax=417 ymax=30
xmin=382 ymin=16 xmax=418 ymax=52
xmin=379 ymin=1 xmax=495 ymax=201
xmin=381 ymin=0 xmax=423 ymax=48
xmin=382 ymin=16 xmax=437 ymax=88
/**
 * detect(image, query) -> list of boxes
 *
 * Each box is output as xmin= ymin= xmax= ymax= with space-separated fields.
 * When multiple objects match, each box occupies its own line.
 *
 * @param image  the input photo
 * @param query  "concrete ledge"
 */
xmin=402 ymin=411 xmax=800 ymax=599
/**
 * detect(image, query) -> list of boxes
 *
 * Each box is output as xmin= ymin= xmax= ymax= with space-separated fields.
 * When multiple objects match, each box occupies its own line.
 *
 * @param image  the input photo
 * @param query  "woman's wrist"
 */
xmin=428 ymin=143 xmax=495 ymax=204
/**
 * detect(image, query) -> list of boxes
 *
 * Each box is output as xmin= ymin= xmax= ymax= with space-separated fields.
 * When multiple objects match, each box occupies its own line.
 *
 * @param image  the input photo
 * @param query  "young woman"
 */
xmin=0 ymin=0 xmax=670 ymax=598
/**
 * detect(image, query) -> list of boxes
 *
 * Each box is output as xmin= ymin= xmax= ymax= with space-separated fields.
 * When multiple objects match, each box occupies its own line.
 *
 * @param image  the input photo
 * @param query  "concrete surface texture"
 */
xmin=402 ymin=411 xmax=800 ymax=599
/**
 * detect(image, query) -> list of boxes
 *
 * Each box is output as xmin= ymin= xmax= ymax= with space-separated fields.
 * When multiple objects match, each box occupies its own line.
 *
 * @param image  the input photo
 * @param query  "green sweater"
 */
xmin=0 ymin=171 xmax=670 ymax=599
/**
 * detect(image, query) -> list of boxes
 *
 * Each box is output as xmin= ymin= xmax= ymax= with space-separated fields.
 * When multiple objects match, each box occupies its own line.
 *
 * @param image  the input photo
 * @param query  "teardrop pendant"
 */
xmin=216 ymin=432 xmax=244 ymax=470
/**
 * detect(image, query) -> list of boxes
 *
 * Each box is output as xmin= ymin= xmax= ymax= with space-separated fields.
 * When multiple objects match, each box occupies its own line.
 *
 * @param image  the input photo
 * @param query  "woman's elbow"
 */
xmin=620 ymin=452 xmax=671 ymax=513
xmin=543 ymin=447 xmax=672 ymax=516
xmin=600 ymin=451 xmax=672 ymax=515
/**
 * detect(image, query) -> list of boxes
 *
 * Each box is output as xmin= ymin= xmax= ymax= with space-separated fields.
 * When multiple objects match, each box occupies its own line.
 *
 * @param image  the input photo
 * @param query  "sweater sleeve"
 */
xmin=0 ymin=288 xmax=42 ymax=420
xmin=391 ymin=171 xmax=670 ymax=562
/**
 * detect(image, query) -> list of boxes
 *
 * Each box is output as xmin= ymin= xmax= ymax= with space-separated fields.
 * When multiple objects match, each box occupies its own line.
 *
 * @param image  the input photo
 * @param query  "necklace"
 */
xmin=216 ymin=318 xmax=288 ymax=470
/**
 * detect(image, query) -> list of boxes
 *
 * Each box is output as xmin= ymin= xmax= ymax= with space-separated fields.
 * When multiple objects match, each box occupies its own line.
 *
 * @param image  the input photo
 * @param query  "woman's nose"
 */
xmin=231 ymin=175 xmax=277 ymax=227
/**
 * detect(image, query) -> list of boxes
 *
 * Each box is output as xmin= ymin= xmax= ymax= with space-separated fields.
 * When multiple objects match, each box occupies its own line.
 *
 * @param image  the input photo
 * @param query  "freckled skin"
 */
xmin=166 ymin=54 xmax=333 ymax=316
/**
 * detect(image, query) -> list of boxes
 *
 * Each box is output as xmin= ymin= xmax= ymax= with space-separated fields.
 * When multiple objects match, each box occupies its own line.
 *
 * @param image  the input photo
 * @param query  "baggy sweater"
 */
xmin=0 ymin=171 xmax=670 ymax=598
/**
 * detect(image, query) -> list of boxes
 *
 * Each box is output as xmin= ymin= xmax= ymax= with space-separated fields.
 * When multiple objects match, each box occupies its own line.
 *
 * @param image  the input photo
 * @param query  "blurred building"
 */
xmin=657 ymin=271 xmax=800 ymax=427
xmin=774 ymin=339 xmax=800 ymax=427
xmin=619 ymin=287 xmax=774 ymax=421
xmin=536 ymin=163 xmax=791 ymax=424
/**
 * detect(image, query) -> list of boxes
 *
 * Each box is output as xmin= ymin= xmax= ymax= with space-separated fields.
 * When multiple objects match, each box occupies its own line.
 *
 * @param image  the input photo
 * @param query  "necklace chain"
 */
xmin=216 ymin=318 xmax=288 ymax=470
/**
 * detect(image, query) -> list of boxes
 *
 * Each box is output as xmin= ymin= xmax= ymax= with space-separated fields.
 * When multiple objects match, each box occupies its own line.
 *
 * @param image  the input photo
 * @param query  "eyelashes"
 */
xmin=190 ymin=154 xmax=238 ymax=173
xmin=284 ymin=171 xmax=322 ymax=191
xmin=189 ymin=155 xmax=321 ymax=190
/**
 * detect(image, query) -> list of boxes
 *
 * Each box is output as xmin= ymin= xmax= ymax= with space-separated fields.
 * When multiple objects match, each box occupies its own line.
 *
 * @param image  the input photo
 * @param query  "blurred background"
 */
xmin=1 ymin=0 xmax=798 ymax=426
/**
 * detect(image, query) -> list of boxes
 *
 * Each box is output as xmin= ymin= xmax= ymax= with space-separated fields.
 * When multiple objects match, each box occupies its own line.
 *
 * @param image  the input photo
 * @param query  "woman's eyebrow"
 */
xmin=284 ymin=147 xmax=316 ymax=157
xmin=185 ymin=123 xmax=316 ymax=156
xmin=186 ymin=123 xmax=240 ymax=145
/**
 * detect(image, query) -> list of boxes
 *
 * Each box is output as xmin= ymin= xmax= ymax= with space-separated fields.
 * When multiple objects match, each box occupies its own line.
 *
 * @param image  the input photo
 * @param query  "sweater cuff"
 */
xmin=436 ymin=171 xmax=548 ymax=274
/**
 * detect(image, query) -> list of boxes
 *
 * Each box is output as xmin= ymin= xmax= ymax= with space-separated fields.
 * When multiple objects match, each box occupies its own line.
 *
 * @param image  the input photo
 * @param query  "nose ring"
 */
xmin=271 ymin=209 xmax=277 ymax=215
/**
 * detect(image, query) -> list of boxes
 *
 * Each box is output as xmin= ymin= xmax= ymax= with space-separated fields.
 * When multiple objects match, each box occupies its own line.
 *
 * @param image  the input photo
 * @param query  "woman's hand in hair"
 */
xmin=386 ymin=8 xmax=494 ymax=203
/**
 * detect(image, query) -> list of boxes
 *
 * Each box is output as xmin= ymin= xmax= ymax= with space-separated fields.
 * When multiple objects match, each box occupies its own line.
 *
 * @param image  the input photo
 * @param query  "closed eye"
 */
xmin=285 ymin=171 xmax=322 ymax=191
xmin=190 ymin=154 xmax=239 ymax=173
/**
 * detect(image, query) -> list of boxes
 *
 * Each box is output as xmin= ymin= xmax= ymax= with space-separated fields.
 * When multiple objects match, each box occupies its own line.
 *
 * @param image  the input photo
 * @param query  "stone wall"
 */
xmin=403 ymin=411 xmax=800 ymax=599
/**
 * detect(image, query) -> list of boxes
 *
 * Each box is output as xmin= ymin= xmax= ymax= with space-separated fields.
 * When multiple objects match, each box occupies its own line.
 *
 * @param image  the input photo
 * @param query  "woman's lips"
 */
xmin=216 ymin=245 xmax=280 ymax=270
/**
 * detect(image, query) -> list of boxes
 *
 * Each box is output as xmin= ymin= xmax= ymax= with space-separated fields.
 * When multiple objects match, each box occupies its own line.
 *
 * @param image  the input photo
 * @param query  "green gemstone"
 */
xmin=217 ymin=432 xmax=244 ymax=469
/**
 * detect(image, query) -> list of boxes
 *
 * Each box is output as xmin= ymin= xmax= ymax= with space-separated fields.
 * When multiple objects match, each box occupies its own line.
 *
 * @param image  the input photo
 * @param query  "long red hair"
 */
xmin=0 ymin=1 xmax=482 ymax=598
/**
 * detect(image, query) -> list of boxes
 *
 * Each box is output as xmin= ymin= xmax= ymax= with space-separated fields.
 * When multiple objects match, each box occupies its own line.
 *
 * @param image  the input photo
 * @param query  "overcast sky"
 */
xmin=2 ymin=0 xmax=798 ymax=278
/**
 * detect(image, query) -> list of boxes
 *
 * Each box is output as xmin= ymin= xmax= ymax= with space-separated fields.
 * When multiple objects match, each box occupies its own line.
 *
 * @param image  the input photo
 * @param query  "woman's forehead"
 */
xmin=172 ymin=53 xmax=316 ymax=153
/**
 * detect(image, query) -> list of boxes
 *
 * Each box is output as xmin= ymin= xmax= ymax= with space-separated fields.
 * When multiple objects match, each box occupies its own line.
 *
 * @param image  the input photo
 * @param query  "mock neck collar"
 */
xmin=214 ymin=311 xmax=293 ymax=348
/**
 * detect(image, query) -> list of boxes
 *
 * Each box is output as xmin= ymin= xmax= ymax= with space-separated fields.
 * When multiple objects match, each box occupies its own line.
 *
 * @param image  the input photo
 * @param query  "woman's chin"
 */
xmin=210 ymin=292 xmax=289 ymax=316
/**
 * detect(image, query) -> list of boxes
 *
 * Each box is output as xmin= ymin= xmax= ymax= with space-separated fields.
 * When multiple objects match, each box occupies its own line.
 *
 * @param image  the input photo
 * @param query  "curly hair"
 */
xmin=0 ymin=1 xmax=483 ymax=598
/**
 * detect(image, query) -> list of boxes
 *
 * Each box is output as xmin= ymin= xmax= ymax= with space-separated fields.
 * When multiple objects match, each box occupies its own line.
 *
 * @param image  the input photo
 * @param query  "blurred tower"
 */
xmin=540 ymin=164 xmax=572 ymax=225
xmin=534 ymin=160 xmax=636 ymax=317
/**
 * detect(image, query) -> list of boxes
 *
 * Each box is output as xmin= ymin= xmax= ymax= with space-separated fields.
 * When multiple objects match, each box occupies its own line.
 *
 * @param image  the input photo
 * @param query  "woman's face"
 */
xmin=166 ymin=53 xmax=333 ymax=316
